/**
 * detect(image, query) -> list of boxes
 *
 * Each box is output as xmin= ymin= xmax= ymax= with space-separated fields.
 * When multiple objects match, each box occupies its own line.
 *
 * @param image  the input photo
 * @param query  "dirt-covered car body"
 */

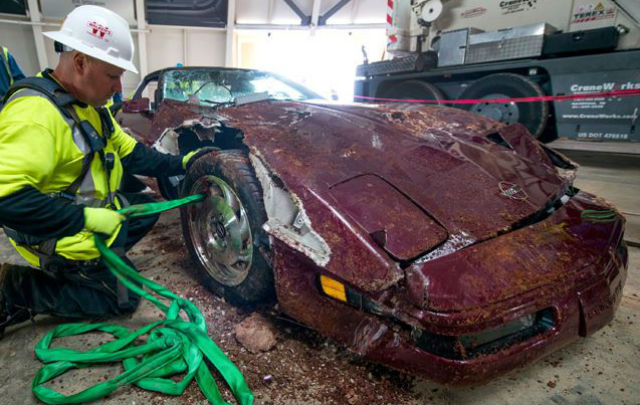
xmin=117 ymin=67 xmax=628 ymax=384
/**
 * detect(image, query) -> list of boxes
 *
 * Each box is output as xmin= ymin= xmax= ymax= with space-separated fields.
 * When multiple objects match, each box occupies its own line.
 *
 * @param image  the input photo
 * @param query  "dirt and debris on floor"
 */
xmin=1 ymin=149 xmax=639 ymax=404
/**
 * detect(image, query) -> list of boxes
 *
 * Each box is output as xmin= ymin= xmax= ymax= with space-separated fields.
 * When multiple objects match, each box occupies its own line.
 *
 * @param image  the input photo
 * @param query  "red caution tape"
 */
xmin=353 ymin=88 xmax=640 ymax=105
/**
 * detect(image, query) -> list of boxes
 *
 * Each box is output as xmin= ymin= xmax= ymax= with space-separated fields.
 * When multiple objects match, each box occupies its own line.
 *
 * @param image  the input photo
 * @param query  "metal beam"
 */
xmin=225 ymin=0 xmax=237 ymax=67
xmin=350 ymin=0 xmax=360 ymax=24
xmin=183 ymin=29 xmax=189 ymax=66
xmin=318 ymin=0 xmax=351 ymax=25
xmin=311 ymin=0 xmax=322 ymax=27
xmin=149 ymin=24 xmax=223 ymax=32
xmin=26 ymin=0 xmax=48 ymax=70
xmin=268 ymin=0 xmax=276 ymax=24
xmin=236 ymin=23 xmax=385 ymax=30
xmin=135 ymin=0 xmax=148 ymax=78
xmin=282 ymin=0 xmax=311 ymax=26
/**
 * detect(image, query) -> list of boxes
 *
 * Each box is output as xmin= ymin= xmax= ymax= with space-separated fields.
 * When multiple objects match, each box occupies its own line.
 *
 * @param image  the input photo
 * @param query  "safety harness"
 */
xmin=1 ymin=70 xmax=119 ymax=269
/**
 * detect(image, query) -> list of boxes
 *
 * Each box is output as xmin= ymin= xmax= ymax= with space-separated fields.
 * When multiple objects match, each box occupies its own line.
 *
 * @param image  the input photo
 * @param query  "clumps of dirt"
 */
xmin=178 ymin=283 xmax=420 ymax=404
xmin=132 ymin=211 xmax=422 ymax=404
xmin=235 ymin=313 xmax=278 ymax=353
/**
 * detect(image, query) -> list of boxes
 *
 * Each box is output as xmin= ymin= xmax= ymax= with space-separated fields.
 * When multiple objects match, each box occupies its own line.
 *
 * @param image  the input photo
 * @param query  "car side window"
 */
xmin=143 ymin=80 xmax=159 ymax=110
xmin=131 ymin=76 xmax=159 ymax=110
xmin=145 ymin=81 xmax=158 ymax=105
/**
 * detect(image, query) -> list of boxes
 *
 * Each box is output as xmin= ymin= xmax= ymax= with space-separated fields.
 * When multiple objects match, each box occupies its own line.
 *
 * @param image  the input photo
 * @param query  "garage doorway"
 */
xmin=237 ymin=29 xmax=386 ymax=101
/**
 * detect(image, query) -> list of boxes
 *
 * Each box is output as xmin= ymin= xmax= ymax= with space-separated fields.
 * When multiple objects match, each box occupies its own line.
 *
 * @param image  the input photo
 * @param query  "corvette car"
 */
xmin=116 ymin=67 xmax=628 ymax=384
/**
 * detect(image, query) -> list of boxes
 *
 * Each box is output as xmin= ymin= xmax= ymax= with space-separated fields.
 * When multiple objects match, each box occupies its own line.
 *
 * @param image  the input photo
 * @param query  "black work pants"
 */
xmin=1 ymin=193 xmax=159 ymax=321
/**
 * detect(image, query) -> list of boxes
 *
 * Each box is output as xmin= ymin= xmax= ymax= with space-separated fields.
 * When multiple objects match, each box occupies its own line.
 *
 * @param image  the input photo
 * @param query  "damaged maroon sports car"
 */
xmin=116 ymin=67 xmax=628 ymax=384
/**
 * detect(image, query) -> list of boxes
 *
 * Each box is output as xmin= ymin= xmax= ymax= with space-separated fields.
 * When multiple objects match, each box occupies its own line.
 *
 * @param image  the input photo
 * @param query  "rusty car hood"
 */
xmin=220 ymin=101 xmax=566 ymax=243
xmin=145 ymin=99 xmax=569 ymax=292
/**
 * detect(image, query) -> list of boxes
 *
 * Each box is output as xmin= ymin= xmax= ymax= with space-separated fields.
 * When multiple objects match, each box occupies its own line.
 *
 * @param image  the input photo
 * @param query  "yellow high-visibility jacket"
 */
xmin=0 ymin=70 xmax=184 ymax=267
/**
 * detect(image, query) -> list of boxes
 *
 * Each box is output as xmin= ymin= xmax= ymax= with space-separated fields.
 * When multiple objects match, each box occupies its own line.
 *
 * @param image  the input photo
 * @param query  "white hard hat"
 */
xmin=44 ymin=5 xmax=138 ymax=74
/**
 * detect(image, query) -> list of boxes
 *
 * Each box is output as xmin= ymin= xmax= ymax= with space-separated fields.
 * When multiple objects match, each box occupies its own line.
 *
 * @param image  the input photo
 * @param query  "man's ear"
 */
xmin=72 ymin=52 xmax=88 ymax=75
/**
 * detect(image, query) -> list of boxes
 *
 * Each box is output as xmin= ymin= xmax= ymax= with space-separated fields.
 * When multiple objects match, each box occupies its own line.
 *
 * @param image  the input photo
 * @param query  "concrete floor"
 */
xmin=0 ymin=149 xmax=638 ymax=404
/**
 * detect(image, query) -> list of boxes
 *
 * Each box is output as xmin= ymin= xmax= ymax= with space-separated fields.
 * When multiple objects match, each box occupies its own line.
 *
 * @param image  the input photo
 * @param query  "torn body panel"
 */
xmin=249 ymin=153 xmax=331 ymax=267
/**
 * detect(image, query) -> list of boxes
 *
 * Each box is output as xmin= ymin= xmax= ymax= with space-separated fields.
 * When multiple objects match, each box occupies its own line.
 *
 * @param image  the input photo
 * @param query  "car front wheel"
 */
xmin=180 ymin=150 xmax=274 ymax=306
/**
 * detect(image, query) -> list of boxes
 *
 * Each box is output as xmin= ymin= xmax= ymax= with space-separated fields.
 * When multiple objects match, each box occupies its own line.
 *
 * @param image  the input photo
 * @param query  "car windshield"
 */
xmin=162 ymin=68 xmax=320 ymax=106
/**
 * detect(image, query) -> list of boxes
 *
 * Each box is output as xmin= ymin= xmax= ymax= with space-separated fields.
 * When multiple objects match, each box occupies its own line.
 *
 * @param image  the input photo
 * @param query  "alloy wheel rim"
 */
xmin=188 ymin=175 xmax=253 ymax=286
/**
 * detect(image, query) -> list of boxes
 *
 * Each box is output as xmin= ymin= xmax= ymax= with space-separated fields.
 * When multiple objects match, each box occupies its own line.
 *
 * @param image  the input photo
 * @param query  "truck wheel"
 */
xmin=378 ymin=80 xmax=445 ymax=104
xmin=180 ymin=150 xmax=274 ymax=307
xmin=457 ymin=73 xmax=548 ymax=138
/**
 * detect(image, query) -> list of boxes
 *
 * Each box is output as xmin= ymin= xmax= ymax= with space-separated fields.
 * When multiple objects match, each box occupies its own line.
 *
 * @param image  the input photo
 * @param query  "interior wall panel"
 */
xmin=272 ymin=0 xmax=305 ymax=24
xmin=236 ymin=0 xmax=318 ymax=24
xmin=146 ymin=27 xmax=185 ymax=72
xmin=187 ymin=30 xmax=227 ymax=67
xmin=325 ymin=0 xmax=386 ymax=24
xmin=236 ymin=0 xmax=272 ymax=24
xmin=0 ymin=21 xmax=40 ymax=76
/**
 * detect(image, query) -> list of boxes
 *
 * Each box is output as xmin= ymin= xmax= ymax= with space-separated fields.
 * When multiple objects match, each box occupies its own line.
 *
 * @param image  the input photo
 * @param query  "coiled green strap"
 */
xmin=32 ymin=194 xmax=254 ymax=405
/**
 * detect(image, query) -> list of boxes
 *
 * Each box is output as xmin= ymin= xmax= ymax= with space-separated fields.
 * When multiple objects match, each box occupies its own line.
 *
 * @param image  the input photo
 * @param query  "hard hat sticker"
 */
xmin=87 ymin=21 xmax=111 ymax=41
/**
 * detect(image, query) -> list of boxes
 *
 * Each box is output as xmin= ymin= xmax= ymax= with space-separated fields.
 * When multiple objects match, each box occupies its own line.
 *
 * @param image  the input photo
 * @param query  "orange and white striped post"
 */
xmin=387 ymin=0 xmax=398 ymax=46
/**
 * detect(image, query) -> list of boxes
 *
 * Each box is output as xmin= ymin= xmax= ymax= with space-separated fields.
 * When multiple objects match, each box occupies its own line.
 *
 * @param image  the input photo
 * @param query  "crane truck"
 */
xmin=354 ymin=0 xmax=640 ymax=144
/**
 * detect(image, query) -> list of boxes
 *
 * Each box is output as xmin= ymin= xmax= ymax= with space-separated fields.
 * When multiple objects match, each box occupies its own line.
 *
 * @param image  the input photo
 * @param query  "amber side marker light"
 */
xmin=319 ymin=275 xmax=347 ymax=302
xmin=318 ymin=275 xmax=383 ymax=315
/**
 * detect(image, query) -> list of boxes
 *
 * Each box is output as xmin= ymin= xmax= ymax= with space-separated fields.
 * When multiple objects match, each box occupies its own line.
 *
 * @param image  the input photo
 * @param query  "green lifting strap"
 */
xmin=31 ymin=194 xmax=254 ymax=405
xmin=581 ymin=208 xmax=618 ymax=223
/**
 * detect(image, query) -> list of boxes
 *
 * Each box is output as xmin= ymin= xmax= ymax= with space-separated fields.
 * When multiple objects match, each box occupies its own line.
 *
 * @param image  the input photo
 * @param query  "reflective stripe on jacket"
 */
xmin=1 ymin=47 xmax=12 ymax=87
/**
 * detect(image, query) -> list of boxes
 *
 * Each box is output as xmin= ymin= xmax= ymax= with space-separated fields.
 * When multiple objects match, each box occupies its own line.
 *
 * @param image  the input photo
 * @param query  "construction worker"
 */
xmin=0 ymin=5 xmax=209 ymax=337
xmin=0 ymin=45 xmax=25 ymax=98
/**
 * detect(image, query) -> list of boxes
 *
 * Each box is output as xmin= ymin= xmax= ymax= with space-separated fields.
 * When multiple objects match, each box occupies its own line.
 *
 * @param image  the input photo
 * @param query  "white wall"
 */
xmin=0 ymin=16 xmax=40 ymax=76
xmin=146 ymin=27 xmax=186 ymax=72
xmin=237 ymin=0 xmax=307 ymax=24
xmin=325 ymin=0 xmax=387 ymax=24
xmin=186 ymin=30 xmax=227 ymax=67
xmin=146 ymin=26 xmax=226 ymax=71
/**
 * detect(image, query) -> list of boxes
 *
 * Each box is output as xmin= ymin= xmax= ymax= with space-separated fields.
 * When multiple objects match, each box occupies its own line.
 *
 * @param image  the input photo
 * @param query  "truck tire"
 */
xmin=180 ymin=150 xmax=274 ymax=307
xmin=458 ymin=73 xmax=548 ymax=139
xmin=378 ymin=80 xmax=445 ymax=104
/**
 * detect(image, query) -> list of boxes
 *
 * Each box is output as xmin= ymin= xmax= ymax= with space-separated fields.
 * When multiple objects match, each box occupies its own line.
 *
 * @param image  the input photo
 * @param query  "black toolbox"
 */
xmin=543 ymin=27 xmax=619 ymax=57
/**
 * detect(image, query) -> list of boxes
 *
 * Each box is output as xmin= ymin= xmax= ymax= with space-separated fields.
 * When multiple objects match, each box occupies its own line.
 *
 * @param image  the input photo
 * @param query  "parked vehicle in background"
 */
xmin=356 ymin=0 xmax=640 ymax=144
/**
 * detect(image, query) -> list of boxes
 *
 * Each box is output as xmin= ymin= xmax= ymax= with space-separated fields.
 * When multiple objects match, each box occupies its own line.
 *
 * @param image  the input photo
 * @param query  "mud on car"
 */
xmin=116 ymin=67 xmax=628 ymax=384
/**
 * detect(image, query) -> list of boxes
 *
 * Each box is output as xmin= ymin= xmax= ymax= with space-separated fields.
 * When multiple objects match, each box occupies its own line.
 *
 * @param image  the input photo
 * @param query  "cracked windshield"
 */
xmin=162 ymin=69 xmax=320 ymax=106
